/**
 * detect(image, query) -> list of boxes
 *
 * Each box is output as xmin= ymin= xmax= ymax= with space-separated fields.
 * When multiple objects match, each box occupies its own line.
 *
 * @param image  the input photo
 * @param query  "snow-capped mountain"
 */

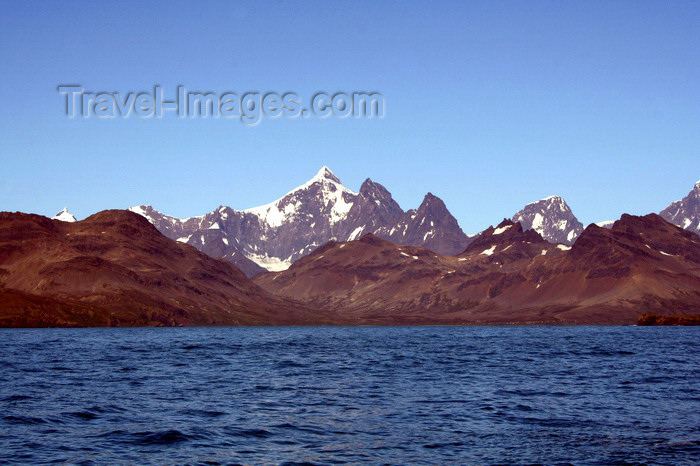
xmin=51 ymin=207 xmax=77 ymax=222
xmin=512 ymin=196 xmax=583 ymax=245
xmin=129 ymin=167 xmax=471 ymax=276
xmin=660 ymin=180 xmax=700 ymax=236
xmin=240 ymin=166 xmax=359 ymax=267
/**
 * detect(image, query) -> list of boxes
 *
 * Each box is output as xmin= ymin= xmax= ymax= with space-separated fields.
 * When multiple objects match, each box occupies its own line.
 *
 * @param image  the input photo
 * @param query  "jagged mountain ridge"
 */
xmin=660 ymin=180 xmax=700 ymax=236
xmin=339 ymin=178 xmax=404 ymax=241
xmin=127 ymin=169 xmax=700 ymax=276
xmin=129 ymin=167 xmax=472 ymax=275
xmin=375 ymin=193 xmax=473 ymax=254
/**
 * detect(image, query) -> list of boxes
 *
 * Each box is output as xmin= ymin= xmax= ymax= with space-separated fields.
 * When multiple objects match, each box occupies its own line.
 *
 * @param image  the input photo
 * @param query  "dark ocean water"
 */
xmin=1 ymin=326 xmax=698 ymax=465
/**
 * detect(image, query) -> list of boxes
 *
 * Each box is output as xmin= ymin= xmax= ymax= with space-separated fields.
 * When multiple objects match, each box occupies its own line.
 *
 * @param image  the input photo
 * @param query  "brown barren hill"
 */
xmin=255 ymin=215 xmax=700 ymax=324
xmin=0 ymin=210 xmax=321 ymax=327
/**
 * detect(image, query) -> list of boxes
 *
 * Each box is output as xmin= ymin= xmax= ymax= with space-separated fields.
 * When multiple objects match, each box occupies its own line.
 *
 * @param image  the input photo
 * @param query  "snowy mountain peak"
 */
xmin=314 ymin=165 xmax=340 ymax=183
xmin=513 ymin=196 xmax=583 ymax=245
xmin=244 ymin=166 xmax=356 ymax=229
xmin=51 ymin=207 xmax=77 ymax=222
xmin=538 ymin=196 xmax=570 ymax=211
xmin=306 ymin=166 xmax=353 ymax=195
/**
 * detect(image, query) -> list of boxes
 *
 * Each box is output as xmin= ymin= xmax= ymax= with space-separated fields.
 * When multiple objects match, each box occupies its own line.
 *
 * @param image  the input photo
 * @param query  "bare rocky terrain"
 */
xmin=255 ymin=214 xmax=700 ymax=324
xmin=0 ymin=210 xmax=321 ymax=327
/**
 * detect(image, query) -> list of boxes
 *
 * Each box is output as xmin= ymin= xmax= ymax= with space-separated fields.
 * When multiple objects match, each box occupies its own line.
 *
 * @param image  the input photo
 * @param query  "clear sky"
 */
xmin=1 ymin=0 xmax=699 ymax=234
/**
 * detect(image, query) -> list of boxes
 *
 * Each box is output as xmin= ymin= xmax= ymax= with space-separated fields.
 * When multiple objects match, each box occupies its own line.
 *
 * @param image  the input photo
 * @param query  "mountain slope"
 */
xmin=660 ymin=180 xmax=700 ymax=236
xmin=512 ymin=196 xmax=583 ymax=244
xmin=255 ymin=214 xmax=700 ymax=324
xmin=185 ymin=224 xmax=267 ymax=277
xmin=0 ymin=210 xmax=318 ymax=327
xmin=339 ymin=178 xmax=404 ymax=241
xmin=241 ymin=166 xmax=359 ymax=265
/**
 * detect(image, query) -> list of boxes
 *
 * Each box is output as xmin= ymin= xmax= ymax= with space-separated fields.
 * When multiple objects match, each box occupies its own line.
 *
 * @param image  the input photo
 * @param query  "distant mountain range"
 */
xmin=126 ymin=167 xmax=473 ymax=276
xmin=53 ymin=172 xmax=700 ymax=277
xmin=2 ymin=198 xmax=699 ymax=326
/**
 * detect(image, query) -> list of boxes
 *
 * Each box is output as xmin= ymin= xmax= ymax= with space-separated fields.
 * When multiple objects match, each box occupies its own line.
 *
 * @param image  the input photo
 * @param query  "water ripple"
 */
xmin=0 ymin=326 xmax=698 ymax=464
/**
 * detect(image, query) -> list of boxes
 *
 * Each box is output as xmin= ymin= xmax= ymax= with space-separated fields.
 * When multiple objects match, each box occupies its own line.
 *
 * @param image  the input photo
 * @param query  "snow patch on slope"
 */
xmin=531 ymin=213 xmax=544 ymax=230
xmin=493 ymin=224 xmax=512 ymax=235
xmin=244 ymin=252 xmax=292 ymax=272
xmin=348 ymin=226 xmax=364 ymax=241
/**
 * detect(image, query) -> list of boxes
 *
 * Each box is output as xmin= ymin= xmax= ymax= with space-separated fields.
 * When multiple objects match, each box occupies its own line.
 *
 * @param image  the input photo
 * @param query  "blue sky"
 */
xmin=1 ymin=0 xmax=698 ymax=234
